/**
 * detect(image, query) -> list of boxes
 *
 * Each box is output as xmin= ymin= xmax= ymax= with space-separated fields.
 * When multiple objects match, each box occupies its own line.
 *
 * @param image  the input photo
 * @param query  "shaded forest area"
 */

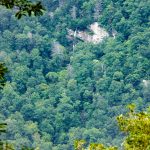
xmin=0 ymin=0 xmax=150 ymax=149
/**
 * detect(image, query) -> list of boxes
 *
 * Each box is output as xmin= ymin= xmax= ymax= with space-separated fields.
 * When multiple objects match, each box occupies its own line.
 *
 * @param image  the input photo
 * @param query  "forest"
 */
xmin=0 ymin=0 xmax=150 ymax=149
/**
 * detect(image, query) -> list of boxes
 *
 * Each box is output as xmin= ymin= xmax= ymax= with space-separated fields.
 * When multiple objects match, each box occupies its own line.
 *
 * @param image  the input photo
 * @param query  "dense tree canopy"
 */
xmin=117 ymin=105 xmax=150 ymax=150
xmin=74 ymin=105 xmax=150 ymax=150
xmin=0 ymin=0 xmax=44 ymax=88
xmin=0 ymin=0 xmax=149 ymax=149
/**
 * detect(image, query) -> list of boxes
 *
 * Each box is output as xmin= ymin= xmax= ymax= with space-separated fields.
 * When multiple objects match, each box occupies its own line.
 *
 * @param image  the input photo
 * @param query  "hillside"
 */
xmin=0 ymin=0 xmax=150 ymax=149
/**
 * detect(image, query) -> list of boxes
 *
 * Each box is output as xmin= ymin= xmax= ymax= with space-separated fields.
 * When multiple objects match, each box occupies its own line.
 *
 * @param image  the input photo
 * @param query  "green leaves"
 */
xmin=0 ymin=0 xmax=45 ymax=19
xmin=0 ymin=123 xmax=7 ymax=133
xmin=0 ymin=0 xmax=150 ymax=149
xmin=74 ymin=140 xmax=118 ymax=150
xmin=117 ymin=106 xmax=150 ymax=150
xmin=0 ymin=63 xmax=7 ymax=89
xmin=15 ymin=1 xmax=44 ymax=19
xmin=74 ymin=140 xmax=86 ymax=150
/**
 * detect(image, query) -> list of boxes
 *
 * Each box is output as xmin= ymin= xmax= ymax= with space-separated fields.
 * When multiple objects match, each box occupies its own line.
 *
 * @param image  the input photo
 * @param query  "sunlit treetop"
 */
xmin=0 ymin=0 xmax=45 ymax=19
xmin=117 ymin=104 xmax=150 ymax=150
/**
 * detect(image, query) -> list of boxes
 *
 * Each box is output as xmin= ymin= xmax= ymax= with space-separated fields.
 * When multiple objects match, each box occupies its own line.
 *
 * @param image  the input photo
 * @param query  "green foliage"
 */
xmin=89 ymin=144 xmax=117 ymax=150
xmin=74 ymin=140 xmax=86 ymax=150
xmin=0 ymin=0 xmax=44 ymax=19
xmin=0 ymin=63 xmax=7 ymax=88
xmin=117 ymin=105 xmax=150 ymax=150
xmin=74 ymin=106 xmax=150 ymax=150
xmin=0 ymin=123 xmax=7 ymax=133
xmin=74 ymin=140 xmax=117 ymax=150
xmin=1 ymin=142 xmax=15 ymax=150
xmin=0 ymin=0 xmax=149 ymax=149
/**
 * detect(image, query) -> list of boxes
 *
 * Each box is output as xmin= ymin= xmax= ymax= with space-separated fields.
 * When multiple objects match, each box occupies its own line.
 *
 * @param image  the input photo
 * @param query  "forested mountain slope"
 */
xmin=0 ymin=0 xmax=150 ymax=149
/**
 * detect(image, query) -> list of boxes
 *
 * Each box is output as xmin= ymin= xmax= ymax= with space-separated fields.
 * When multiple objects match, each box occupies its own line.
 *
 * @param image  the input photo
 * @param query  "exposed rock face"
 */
xmin=90 ymin=22 xmax=109 ymax=43
xmin=143 ymin=80 xmax=150 ymax=87
xmin=67 ymin=22 xmax=109 ymax=44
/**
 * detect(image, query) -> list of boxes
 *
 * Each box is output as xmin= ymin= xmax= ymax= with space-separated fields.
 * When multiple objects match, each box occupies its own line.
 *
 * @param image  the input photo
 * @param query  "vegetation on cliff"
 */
xmin=0 ymin=0 xmax=149 ymax=149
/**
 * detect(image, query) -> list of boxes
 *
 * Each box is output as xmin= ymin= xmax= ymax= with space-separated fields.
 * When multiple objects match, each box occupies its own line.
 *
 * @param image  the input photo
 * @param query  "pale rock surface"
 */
xmin=143 ymin=80 xmax=150 ymax=87
xmin=67 ymin=22 xmax=109 ymax=44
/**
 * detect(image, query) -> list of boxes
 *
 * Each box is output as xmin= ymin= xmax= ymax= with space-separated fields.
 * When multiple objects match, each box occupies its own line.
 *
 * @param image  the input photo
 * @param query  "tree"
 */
xmin=0 ymin=123 xmax=15 ymax=150
xmin=74 ymin=105 xmax=150 ymax=150
xmin=0 ymin=0 xmax=44 ymax=19
xmin=117 ymin=104 xmax=150 ymax=150
xmin=0 ymin=0 xmax=149 ymax=148
xmin=74 ymin=140 xmax=117 ymax=150
xmin=0 ymin=0 xmax=44 ymax=88
xmin=0 ymin=63 xmax=7 ymax=88
xmin=0 ymin=122 xmax=7 ymax=134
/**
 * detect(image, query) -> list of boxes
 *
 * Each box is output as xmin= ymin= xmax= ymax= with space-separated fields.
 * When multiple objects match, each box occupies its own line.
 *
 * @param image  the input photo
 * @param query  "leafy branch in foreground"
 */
xmin=117 ymin=104 xmax=150 ymax=150
xmin=0 ymin=63 xmax=7 ymax=89
xmin=74 ymin=140 xmax=117 ymax=150
xmin=74 ymin=104 xmax=150 ymax=150
xmin=0 ymin=123 xmax=7 ymax=133
xmin=0 ymin=0 xmax=44 ymax=19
